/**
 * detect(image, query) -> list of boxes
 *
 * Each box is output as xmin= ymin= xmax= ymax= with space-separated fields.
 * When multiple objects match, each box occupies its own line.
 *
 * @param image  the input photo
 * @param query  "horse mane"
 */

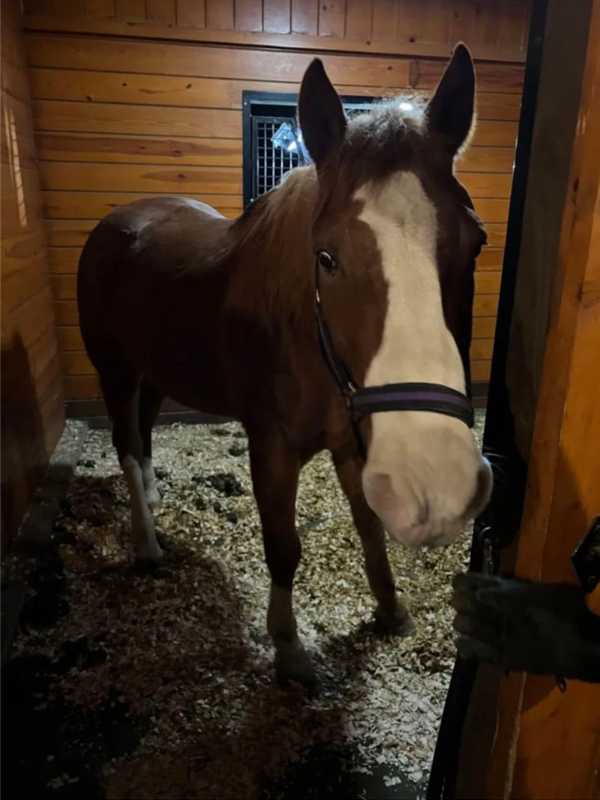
xmin=232 ymin=165 xmax=318 ymax=248
xmin=227 ymin=166 xmax=318 ymax=324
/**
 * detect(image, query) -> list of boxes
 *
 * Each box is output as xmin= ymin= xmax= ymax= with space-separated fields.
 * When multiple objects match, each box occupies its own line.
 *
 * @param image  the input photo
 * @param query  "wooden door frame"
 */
xmin=487 ymin=0 xmax=600 ymax=795
xmin=431 ymin=1 xmax=600 ymax=797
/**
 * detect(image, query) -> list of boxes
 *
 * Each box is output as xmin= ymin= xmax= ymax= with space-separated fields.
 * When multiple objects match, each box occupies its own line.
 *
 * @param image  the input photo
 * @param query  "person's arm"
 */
xmin=452 ymin=573 xmax=600 ymax=683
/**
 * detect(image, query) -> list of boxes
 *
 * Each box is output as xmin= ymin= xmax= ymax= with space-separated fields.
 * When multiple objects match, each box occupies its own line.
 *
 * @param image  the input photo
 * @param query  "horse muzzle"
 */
xmin=363 ymin=456 xmax=493 ymax=548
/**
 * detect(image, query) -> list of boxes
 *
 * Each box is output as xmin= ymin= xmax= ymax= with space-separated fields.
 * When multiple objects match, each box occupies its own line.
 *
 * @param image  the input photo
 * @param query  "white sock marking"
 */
xmin=122 ymin=455 xmax=163 ymax=560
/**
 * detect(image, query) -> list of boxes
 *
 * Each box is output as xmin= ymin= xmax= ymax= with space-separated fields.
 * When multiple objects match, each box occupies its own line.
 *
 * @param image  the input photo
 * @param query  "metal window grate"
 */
xmin=252 ymin=117 xmax=301 ymax=198
xmin=243 ymin=92 xmax=377 ymax=207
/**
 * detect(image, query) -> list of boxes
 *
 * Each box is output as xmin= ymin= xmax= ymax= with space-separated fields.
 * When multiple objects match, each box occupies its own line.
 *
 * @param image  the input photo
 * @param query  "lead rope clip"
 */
xmin=482 ymin=531 xmax=496 ymax=576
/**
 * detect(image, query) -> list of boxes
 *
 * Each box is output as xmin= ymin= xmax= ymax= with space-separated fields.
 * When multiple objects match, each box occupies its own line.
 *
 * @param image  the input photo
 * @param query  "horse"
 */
xmin=77 ymin=44 xmax=493 ymax=686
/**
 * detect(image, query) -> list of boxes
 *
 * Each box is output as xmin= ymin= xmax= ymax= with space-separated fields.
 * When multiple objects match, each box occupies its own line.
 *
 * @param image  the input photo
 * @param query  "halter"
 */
xmin=314 ymin=258 xmax=475 ymax=460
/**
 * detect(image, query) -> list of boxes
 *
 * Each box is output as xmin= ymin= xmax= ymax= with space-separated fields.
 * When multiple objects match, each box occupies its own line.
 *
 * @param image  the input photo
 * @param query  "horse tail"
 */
xmin=77 ymin=217 xmax=137 ymax=369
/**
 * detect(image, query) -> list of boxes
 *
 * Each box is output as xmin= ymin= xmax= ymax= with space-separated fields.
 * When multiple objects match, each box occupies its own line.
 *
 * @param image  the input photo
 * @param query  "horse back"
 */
xmin=84 ymin=195 xmax=230 ymax=275
xmin=78 ymin=195 xmax=232 ymax=312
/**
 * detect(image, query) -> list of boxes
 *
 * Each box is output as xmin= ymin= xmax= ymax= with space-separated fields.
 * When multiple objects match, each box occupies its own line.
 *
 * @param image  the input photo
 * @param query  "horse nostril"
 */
xmin=364 ymin=472 xmax=394 ymax=505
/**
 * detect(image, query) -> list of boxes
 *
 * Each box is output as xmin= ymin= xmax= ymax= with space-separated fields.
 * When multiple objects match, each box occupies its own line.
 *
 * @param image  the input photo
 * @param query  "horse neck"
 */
xmin=228 ymin=173 xmax=317 ymax=338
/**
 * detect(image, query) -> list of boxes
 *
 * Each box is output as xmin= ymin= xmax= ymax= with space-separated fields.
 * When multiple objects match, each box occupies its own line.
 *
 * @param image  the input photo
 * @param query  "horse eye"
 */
xmin=317 ymin=250 xmax=337 ymax=274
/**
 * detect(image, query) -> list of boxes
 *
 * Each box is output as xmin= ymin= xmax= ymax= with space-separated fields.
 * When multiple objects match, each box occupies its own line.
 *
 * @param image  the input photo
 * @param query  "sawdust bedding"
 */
xmin=10 ymin=413 xmax=484 ymax=799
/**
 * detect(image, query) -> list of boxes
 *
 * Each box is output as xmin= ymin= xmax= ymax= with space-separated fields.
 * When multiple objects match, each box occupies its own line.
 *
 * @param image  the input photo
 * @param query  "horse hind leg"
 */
xmin=99 ymin=366 xmax=163 ymax=562
xmin=138 ymin=379 xmax=164 ymax=508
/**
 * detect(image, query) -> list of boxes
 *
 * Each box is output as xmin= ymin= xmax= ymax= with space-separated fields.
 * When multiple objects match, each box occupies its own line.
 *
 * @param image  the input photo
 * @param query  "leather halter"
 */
xmin=314 ymin=259 xmax=475 ymax=460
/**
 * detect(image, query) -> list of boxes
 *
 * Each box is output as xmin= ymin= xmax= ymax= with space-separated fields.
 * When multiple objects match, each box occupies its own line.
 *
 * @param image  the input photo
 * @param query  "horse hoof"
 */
xmin=373 ymin=605 xmax=415 ymax=637
xmin=274 ymin=645 xmax=318 ymax=691
xmin=135 ymin=541 xmax=164 ymax=563
xmin=276 ymin=664 xmax=319 ymax=694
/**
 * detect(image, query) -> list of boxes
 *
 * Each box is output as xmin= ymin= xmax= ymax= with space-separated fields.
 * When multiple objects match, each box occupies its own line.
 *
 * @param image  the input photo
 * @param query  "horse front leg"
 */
xmin=333 ymin=451 xmax=414 ymax=635
xmin=248 ymin=431 xmax=316 ymax=688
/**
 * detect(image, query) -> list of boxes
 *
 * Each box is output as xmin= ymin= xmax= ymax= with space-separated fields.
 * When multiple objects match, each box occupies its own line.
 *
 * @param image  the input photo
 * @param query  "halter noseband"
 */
xmin=314 ymin=259 xmax=474 ymax=460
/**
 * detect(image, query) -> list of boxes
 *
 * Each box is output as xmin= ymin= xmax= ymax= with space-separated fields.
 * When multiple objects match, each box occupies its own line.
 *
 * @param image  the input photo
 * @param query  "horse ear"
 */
xmin=426 ymin=43 xmax=475 ymax=156
xmin=298 ymin=59 xmax=347 ymax=169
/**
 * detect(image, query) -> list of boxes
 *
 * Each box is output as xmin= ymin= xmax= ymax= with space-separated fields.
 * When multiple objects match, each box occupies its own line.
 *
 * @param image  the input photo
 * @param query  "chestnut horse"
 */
xmin=78 ymin=45 xmax=492 ymax=685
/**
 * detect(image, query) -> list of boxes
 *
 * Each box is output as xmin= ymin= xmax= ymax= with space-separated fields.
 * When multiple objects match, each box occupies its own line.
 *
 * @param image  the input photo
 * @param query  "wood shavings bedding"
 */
xmin=10 ymin=413 xmax=484 ymax=799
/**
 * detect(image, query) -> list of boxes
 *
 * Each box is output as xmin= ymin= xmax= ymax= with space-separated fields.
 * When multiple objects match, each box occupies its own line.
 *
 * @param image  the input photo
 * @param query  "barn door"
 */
xmin=430 ymin=0 xmax=600 ymax=797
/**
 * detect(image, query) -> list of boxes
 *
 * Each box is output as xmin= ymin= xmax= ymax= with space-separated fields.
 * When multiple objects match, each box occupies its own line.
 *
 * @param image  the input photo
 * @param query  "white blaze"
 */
xmin=355 ymin=172 xmax=487 ymax=546
xmin=357 ymin=171 xmax=463 ymax=392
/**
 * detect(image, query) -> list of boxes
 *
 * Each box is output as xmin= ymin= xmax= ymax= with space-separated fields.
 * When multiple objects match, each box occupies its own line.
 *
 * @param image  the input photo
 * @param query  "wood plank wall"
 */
xmin=22 ymin=0 xmax=530 ymax=405
xmin=1 ymin=0 xmax=64 ymax=549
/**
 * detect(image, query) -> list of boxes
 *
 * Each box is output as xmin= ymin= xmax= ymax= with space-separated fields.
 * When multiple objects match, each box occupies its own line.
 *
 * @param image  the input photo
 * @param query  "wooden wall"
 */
xmin=22 ymin=0 xmax=530 ymax=405
xmin=1 ymin=0 xmax=64 ymax=548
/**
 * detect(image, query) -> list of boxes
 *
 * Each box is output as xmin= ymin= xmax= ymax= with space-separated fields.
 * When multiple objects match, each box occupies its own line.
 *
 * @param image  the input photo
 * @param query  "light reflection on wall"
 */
xmin=4 ymin=105 xmax=29 ymax=229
